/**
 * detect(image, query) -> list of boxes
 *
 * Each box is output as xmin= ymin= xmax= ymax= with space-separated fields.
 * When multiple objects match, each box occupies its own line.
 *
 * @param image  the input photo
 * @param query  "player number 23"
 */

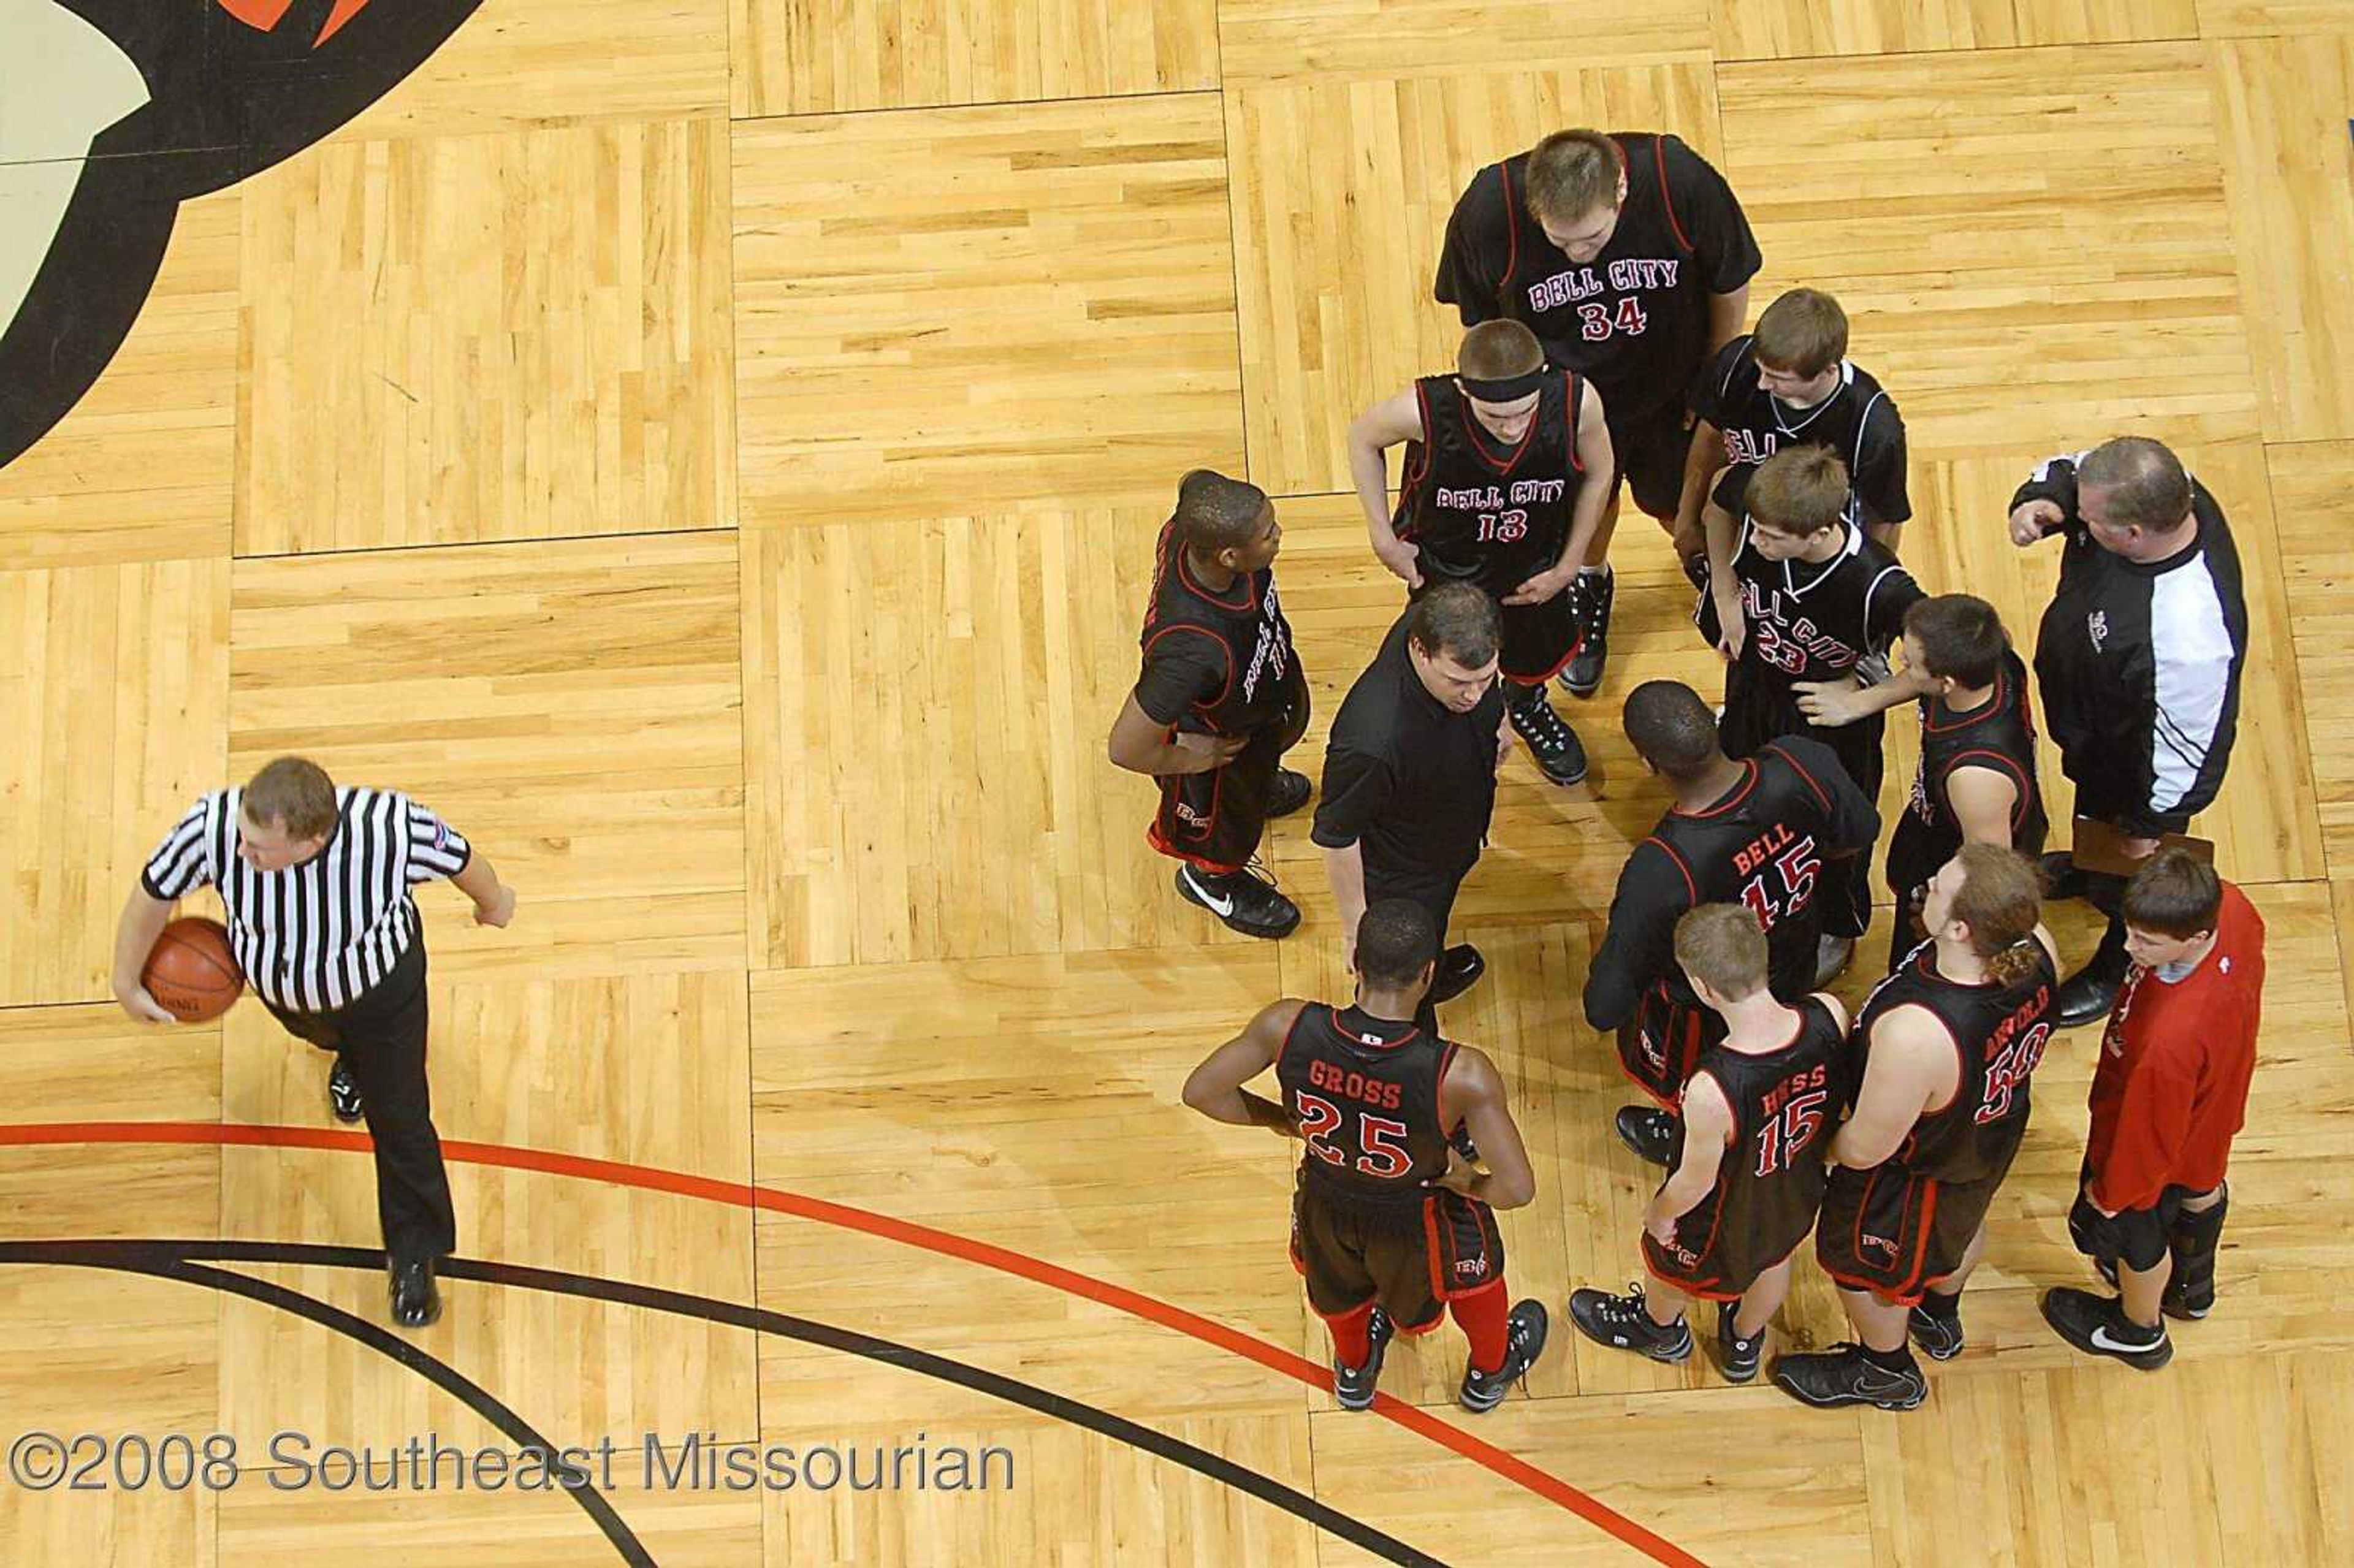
xmin=1295 ymin=1093 xmax=1414 ymax=1178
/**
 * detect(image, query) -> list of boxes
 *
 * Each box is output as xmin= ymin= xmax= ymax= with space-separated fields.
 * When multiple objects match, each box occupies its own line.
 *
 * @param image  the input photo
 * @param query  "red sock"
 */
xmin=1324 ymin=1301 xmax=1374 ymax=1368
xmin=1451 ymin=1282 xmax=1510 ymax=1374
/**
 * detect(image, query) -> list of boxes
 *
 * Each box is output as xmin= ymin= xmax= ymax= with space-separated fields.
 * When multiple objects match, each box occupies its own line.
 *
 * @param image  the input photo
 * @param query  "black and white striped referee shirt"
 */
xmin=141 ymin=787 xmax=472 ymax=1012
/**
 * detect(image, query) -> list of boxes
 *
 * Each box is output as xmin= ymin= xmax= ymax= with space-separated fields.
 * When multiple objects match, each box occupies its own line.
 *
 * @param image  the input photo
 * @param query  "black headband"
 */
xmin=1458 ymin=369 xmax=1548 ymax=403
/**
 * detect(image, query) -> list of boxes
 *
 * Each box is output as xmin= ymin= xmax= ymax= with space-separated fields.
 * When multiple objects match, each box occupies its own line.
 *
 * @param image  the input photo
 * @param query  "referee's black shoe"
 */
xmin=1431 ymin=944 xmax=1485 ymax=1005
xmin=1506 ymin=685 xmax=1588 ymax=786
xmin=1559 ymin=568 xmax=1613 ymax=698
xmin=2054 ymin=957 xmax=2127 ymax=1029
xmin=328 ymin=1059 xmax=365 ymax=1125
xmin=1266 ymin=768 xmax=1312 ymax=818
xmin=1615 ymin=1105 xmax=1678 ymax=1168
xmin=390 ymin=1257 xmax=441 ymax=1329
xmin=1176 ymin=864 xmax=1300 ymax=940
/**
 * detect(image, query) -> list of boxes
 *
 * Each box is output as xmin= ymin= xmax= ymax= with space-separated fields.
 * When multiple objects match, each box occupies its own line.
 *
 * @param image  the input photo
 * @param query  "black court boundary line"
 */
xmin=0 ymin=1239 xmax=1441 ymax=1568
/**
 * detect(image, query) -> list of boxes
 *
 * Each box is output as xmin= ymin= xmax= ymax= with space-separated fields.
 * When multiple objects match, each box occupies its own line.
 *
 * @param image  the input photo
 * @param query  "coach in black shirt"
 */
xmin=113 ymin=756 xmax=516 ymax=1328
xmin=2008 ymin=437 xmax=2249 ymax=1026
xmin=1315 ymin=583 xmax=1509 ymax=1016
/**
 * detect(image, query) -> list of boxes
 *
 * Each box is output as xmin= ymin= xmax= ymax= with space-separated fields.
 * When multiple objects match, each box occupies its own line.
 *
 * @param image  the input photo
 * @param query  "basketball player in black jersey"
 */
xmin=1110 ymin=471 xmax=1312 ymax=938
xmin=1774 ymin=845 xmax=2057 ymax=1411
xmin=1678 ymin=288 xmax=1910 ymax=561
xmin=1571 ymin=905 xmax=1848 ymax=1382
xmin=1347 ymin=319 xmax=1616 ymax=785
xmin=1436 ymin=127 xmax=1761 ymax=696
xmin=1586 ymin=680 xmax=1879 ymax=1168
xmin=1797 ymin=596 xmax=2049 ymax=969
xmin=1181 ymin=900 xmax=1550 ymax=1414
xmin=1701 ymin=445 xmax=1922 ymax=976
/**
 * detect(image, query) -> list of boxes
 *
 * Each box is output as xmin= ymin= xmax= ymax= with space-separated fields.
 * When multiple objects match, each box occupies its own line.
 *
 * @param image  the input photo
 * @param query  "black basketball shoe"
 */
xmin=1908 ymin=1298 xmax=1966 ymax=1362
xmin=1718 ymin=1300 xmax=1766 ymax=1383
xmin=1331 ymin=1305 xmax=1393 ymax=1412
xmin=1460 ymin=1300 xmax=1550 ymax=1412
xmin=1615 ymin=1105 xmax=1678 ymax=1168
xmin=2040 ymin=1288 xmax=2173 ymax=1370
xmin=1431 ymin=944 xmax=1485 ymax=1005
xmin=1175 ymin=863 xmax=1300 ymax=940
xmin=1569 ymin=1285 xmax=1693 ymax=1364
xmin=1506 ymin=686 xmax=1588 ymax=785
xmin=1267 ymin=768 xmax=1312 ymax=818
xmin=1770 ymin=1344 xmax=1928 ymax=1411
xmin=1560 ymin=568 xmax=1613 ymax=698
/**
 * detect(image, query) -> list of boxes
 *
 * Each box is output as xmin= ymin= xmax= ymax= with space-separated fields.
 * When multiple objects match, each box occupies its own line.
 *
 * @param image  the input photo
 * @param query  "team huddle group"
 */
xmin=1114 ymin=129 xmax=2266 ymax=1415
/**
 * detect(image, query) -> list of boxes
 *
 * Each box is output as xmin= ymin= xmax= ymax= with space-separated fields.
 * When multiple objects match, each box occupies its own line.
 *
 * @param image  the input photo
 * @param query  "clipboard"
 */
xmin=2070 ymin=815 xmax=2215 ymax=878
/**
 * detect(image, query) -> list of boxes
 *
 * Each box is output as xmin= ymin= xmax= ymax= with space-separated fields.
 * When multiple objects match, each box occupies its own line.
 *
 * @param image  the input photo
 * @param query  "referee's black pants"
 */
xmin=264 ymin=938 xmax=457 ymax=1267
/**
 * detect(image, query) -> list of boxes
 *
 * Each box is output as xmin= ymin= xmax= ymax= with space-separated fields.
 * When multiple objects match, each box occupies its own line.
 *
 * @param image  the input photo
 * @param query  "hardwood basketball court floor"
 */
xmin=2 ymin=0 xmax=2352 ymax=1562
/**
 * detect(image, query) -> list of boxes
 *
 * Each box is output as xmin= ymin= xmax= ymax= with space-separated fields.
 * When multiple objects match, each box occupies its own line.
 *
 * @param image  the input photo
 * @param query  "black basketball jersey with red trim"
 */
xmin=1698 ymin=518 xmax=1921 ymax=683
xmin=1666 ymin=996 xmax=1846 ymax=1262
xmin=1648 ymin=740 xmax=1854 ymax=1000
xmin=1465 ymin=135 xmax=1729 ymax=416
xmin=1691 ymin=336 xmax=1910 ymax=526
xmin=1393 ymin=372 xmax=1585 ymax=592
xmin=1138 ymin=520 xmax=1296 ymax=736
xmin=1276 ymin=1003 xmax=1455 ymax=1209
xmin=1856 ymin=942 xmax=2059 ymax=1184
xmin=1894 ymin=650 xmax=2049 ymax=884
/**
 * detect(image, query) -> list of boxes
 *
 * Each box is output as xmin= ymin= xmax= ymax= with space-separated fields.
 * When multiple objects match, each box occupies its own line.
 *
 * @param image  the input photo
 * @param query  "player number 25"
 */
xmin=1295 ymin=1093 xmax=1414 ymax=1178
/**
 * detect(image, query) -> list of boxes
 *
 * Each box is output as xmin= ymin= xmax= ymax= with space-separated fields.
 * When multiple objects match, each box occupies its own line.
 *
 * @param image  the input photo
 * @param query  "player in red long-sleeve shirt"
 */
xmin=2043 ymin=850 xmax=2262 ymax=1369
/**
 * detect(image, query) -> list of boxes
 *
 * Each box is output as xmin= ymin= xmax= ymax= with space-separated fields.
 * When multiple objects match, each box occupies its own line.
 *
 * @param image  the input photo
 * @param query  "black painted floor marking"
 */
xmin=0 ymin=1239 xmax=1443 ymax=1567
xmin=0 ymin=1239 xmax=652 ymax=1565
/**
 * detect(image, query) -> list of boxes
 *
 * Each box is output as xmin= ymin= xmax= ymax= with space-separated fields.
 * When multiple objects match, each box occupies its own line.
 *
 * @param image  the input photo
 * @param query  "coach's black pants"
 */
xmin=1366 ymin=856 xmax=1469 ymax=1034
xmin=265 ymin=939 xmax=457 ymax=1267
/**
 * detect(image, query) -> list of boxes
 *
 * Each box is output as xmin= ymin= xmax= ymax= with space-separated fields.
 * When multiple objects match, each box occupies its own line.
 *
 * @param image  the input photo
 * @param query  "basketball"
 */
xmin=142 ymin=918 xmax=243 ymax=1022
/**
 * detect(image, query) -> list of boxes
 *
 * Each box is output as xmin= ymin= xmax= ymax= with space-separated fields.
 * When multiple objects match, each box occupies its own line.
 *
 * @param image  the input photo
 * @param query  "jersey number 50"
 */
xmin=1975 ymin=1022 xmax=2052 ymax=1124
xmin=1295 ymin=1093 xmax=1414 ymax=1178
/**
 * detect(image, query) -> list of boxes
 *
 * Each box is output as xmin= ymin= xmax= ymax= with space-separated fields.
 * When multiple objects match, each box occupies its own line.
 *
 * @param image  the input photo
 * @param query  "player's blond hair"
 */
xmin=1675 ymin=904 xmax=1769 ymax=1000
xmin=1746 ymin=447 xmax=1850 ymax=538
xmin=1525 ymin=130 xmax=1621 ymax=222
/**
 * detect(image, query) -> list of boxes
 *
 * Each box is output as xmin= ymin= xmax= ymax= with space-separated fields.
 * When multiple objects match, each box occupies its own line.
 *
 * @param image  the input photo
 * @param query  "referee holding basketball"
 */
xmin=110 ymin=757 xmax=516 ymax=1328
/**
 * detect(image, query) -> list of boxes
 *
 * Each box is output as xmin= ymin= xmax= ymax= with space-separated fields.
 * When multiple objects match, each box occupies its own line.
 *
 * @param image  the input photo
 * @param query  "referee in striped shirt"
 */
xmin=110 ymin=757 xmax=516 ymax=1328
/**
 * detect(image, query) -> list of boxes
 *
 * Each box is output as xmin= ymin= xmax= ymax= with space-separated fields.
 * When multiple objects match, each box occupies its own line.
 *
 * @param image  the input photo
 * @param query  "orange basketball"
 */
xmin=143 ymin=918 xmax=244 ymax=1022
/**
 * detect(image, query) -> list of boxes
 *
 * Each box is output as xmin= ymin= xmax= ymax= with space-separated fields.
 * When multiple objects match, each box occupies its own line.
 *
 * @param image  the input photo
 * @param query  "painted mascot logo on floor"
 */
xmin=0 ymin=0 xmax=484 ymax=470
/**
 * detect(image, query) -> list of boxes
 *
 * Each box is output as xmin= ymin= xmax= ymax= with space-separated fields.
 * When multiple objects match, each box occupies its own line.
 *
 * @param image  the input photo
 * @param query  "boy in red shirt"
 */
xmin=2044 ymin=850 xmax=2262 ymax=1369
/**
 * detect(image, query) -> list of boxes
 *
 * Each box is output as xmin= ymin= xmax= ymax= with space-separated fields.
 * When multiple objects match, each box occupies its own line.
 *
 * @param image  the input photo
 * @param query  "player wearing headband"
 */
xmin=1347 ymin=320 xmax=1615 ymax=786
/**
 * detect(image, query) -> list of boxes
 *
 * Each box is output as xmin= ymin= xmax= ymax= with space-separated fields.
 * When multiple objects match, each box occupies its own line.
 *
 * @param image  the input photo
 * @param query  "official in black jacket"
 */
xmin=2006 ymin=437 xmax=2249 ymax=1026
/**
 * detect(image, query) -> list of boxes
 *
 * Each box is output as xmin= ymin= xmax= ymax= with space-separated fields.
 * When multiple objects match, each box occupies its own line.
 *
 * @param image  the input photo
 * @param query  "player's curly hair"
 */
xmin=1947 ymin=844 xmax=2045 ymax=989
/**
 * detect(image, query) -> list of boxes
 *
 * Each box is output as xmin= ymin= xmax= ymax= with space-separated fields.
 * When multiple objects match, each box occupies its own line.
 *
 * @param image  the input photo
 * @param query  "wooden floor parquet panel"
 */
xmin=1718 ymin=44 xmax=2261 ymax=463
xmin=0 ymin=558 xmax=228 ymax=1007
xmin=5 ymin=6 xmax=2354 ymax=1564
xmin=0 ymin=186 xmax=239 ymax=570
xmin=1226 ymin=64 xmax=1724 ymax=497
xmin=733 ymin=96 xmax=1243 ymax=524
xmin=2267 ymin=440 xmax=2354 ymax=873
xmin=731 ymin=0 xmax=1219 ymax=116
xmin=2211 ymin=31 xmax=2354 ymax=443
xmin=227 ymin=534 xmax=748 ymax=980
xmin=1708 ymin=0 xmax=2198 ymax=60
xmin=329 ymin=0 xmax=733 ymax=140
xmin=237 ymin=119 xmax=737 ymax=555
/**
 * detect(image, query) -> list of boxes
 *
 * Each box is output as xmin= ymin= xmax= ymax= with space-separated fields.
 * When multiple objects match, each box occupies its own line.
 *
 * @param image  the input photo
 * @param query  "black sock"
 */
xmin=1859 ymin=1342 xmax=1919 ymax=1374
xmin=1916 ymin=1290 xmax=1961 ymax=1322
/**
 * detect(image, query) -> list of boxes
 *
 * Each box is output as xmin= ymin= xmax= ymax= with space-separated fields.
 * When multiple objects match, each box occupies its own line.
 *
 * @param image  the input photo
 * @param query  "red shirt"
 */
xmin=2084 ymin=883 xmax=2264 ymax=1212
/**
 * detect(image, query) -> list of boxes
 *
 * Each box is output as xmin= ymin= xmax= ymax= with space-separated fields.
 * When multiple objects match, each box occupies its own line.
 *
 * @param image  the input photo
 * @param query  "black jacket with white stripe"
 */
xmin=2011 ymin=456 xmax=2247 ymax=837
